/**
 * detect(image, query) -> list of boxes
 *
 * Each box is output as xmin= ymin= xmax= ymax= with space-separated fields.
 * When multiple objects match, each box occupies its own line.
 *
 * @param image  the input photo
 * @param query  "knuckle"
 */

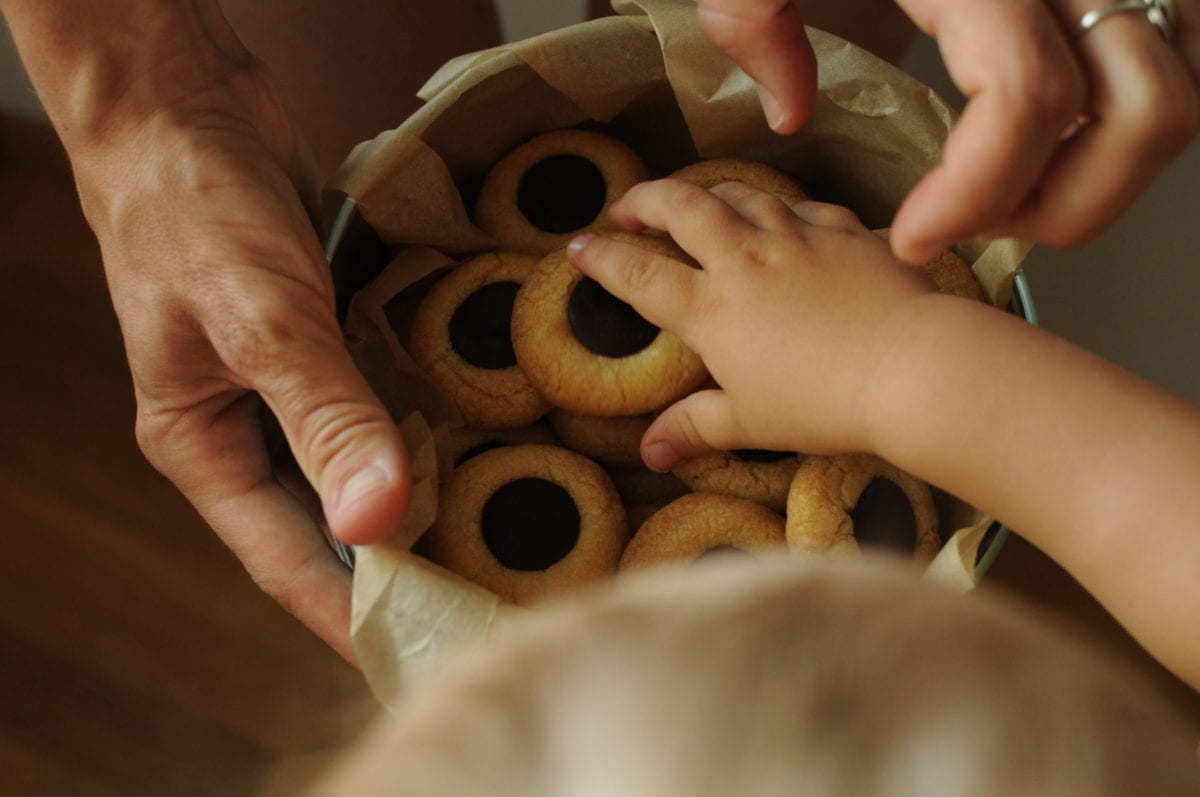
xmin=816 ymin=203 xmax=862 ymax=229
xmin=744 ymin=192 xmax=790 ymax=220
xmin=996 ymin=42 xmax=1083 ymax=121
xmin=1037 ymin=70 xmax=1083 ymax=116
xmin=623 ymin=179 xmax=660 ymax=205
xmin=669 ymin=182 xmax=713 ymax=216
xmin=212 ymin=300 xmax=301 ymax=378
xmin=621 ymin=250 xmax=661 ymax=297
xmin=182 ymin=255 xmax=334 ymax=381
xmin=676 ymin=404 xmax=712 ymax=453
xmin=133 ymin=407 xmax=170 ymax=466
xmin=297 ymin=401 xmax=391 ymax=475
xmin=671 ymin=181 xmax=747 ymax=237
xmin=713 ymin=180 xmax=758 ymax=201
xmin=133 ymin=400 xmax=199 ymax=479
xmin=1020 ymin=72 xmax=1081 ymax=122
xmin=734 ymin=233 xmax=775 ymax=269
xmin=205 ymin=278 xmax=334 ymax=382
xmin=1125 ymin=82 xmax=1200 ymax=150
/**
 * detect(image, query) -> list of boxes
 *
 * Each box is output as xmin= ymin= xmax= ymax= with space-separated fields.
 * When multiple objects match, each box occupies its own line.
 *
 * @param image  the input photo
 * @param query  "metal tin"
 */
xmin=321 ymin=193 xmax=1038 ymax=579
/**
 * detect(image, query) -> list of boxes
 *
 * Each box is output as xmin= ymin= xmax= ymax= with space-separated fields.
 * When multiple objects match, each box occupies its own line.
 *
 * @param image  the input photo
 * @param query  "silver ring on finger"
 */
xmin=1076 ymin=0 xmax=1176 ymax=43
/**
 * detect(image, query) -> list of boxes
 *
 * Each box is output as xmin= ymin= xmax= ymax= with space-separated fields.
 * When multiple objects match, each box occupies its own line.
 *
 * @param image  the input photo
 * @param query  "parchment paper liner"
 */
xmin=329 ymin=0 xmax=1033 ymax=706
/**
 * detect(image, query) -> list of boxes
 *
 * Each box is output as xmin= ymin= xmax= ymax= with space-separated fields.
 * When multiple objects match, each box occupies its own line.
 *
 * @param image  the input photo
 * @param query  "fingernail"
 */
xmin=643 ymin=441 xmax=681 ymax=473
xmin=336 ymin=464 xmax=392 ymax=514
xmin=567 ymin=234 xmax=594 ymax=261
xmin=755 ymin=83 xmax=786 ymax=132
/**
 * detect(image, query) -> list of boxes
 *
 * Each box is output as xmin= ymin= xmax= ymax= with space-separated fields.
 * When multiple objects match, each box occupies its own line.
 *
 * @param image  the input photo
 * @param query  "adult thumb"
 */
xmin=251 ymin=328 xmax=410 ymax=547
xmin=641 ymin=389 xmax=745 ymax=473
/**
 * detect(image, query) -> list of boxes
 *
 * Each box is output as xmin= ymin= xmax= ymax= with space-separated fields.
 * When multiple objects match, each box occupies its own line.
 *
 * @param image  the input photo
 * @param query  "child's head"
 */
xmin=311 ymin=555 xmax=1200 ymax=796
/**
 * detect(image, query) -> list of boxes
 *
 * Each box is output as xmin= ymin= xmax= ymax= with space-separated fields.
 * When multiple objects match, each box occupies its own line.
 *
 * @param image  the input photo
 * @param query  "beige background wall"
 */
xmin=3 ymin=4 xmax=1196 ymax=400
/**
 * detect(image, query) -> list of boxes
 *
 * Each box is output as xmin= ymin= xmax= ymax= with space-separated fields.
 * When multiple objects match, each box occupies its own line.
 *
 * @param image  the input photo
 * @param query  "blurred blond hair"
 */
xmin=308 ymin=554 xmax=1200 ymax=796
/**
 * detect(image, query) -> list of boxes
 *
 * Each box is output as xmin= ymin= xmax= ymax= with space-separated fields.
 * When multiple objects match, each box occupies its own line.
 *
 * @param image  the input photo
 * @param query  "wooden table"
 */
xmin=0 ymin=115 xmax=374 ymax=796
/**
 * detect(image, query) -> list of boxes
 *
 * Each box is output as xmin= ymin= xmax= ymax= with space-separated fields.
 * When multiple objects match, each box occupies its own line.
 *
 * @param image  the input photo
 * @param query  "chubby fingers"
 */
xmin=786 ymin=198 xmax=866 ymax=230
xmin=890 ymin=0 xmax=1085 ymax=262
xmin=608 ymin=178 xmax=754 ymax=245
xmin=641 ymin=390 xmax=747 ymax=472
xmin=705 ymin=182 xmax=869 ymax=233
xmin=567 ymin=232 xmax=704 ymax=337
xmin=607 ymin=178 xmax=762 ymax=257
xmin=697 ymin=0 xmax=818 ymax=133
xmin=706 ymin=181 xmax=802 ymax=229
xmin=610 ymin=178 xmax=864 ymax=242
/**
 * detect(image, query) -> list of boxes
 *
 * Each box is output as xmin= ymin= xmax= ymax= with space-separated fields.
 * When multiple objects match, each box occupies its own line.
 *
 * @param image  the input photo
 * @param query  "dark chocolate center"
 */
xmin=851 ymin=478 xmax=917 ymax=553
xmin=448 ymin=281 xmax=520 ymax=369
xmin=481 ymin=477 xmax=581 ymax=571
xmin=567 ymin=277 xmax=660 ymax=358
xmin=517 ymin=154 xmax=607 ymax=234
xmin=731 ymin=449 xmax=792 ymax=464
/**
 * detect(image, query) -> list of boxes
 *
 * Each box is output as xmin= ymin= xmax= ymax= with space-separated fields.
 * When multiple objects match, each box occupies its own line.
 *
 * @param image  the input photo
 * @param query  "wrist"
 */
xmin=3 ymin=0 xmax=257 ymax=155
xmin=858 ymin=293 xmax=995 ymax=466
xmin=4 ymin=1 xmax=307 ymax=241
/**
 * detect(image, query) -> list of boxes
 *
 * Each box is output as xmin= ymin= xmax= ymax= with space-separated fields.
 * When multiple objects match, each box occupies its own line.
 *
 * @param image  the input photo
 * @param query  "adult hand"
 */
xmin=698 ymin=0 xmax=1200 ymax=264
xmin=85 ymin=74 xmax=408 ymax=663
xmin=2 ymin=0 xmax=411 ymax=661
xmin=697 ymin=0 xmax=819 ymax=132
xmin=567 ymin=180 xmax=935 ymax=470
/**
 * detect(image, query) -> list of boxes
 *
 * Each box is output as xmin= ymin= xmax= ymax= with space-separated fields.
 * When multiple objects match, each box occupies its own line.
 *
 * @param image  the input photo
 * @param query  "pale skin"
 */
xmin=708 ymin=0 xmax=1200 ymax=259
xmin=567 ymin=181 xmax=1200 ymax=691
xmin=1 ymin=0 xmax=1197 ymax=659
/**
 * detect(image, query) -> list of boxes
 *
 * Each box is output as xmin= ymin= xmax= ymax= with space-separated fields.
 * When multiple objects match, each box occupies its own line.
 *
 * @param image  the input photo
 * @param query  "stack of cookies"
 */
xmin=386 ymin=129 xmax=983 ymax=605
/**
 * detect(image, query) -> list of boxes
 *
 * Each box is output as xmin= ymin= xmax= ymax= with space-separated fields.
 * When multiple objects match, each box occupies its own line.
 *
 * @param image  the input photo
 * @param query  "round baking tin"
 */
xmin=321 ymin=192 xmax=1037 ymax=579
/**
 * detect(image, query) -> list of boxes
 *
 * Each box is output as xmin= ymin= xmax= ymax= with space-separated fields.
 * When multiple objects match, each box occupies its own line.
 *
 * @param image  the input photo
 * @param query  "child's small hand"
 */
xmin=567 ymin=179 xmax=936 ymax=472
xmin=578 ymin=181 xmax=1200 ymax=696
